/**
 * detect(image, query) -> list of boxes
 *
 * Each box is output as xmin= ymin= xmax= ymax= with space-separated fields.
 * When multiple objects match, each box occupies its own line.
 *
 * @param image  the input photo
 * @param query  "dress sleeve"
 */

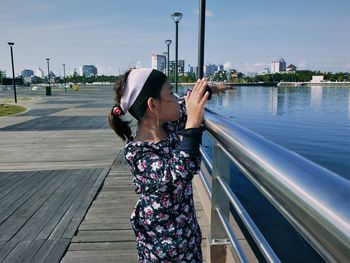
xmin=131 ymin=128 xmax=203 ymax=193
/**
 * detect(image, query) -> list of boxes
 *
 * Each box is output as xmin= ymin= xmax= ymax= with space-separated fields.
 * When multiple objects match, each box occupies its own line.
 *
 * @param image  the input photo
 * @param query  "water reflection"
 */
xmin=348 ymin=89 xmax=350 ymax=120
xmin=310 ymin=86 xmax=323 ymax=108
xmin=269 ymin=87 xmax=278 ymax=115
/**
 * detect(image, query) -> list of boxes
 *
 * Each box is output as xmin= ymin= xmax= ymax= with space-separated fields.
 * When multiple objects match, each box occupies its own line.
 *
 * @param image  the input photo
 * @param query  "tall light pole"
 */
xmin=8 ymin=42 xmax=17 ymax=103
xmin=46 ymin=58 xmax=51 ymax=95
xmin=63 ymin=64 xmax=66 ymax=92
xmin=198 ymin=0 xmax=206 ymax=79
xmin=165 ymin=39 xmax=172 ymax=77
xmin=171 ymin=12 xmax=183 ymax=93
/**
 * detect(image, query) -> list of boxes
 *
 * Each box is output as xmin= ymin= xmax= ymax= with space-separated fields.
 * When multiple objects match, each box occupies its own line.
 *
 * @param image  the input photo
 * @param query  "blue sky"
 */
xmin=1 ymin=0 xmax=349 ymax=76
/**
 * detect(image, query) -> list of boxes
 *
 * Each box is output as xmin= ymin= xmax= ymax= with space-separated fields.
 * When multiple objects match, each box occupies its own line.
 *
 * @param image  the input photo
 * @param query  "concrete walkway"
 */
xmin=0 ymin=85 xmax=120 ymax=171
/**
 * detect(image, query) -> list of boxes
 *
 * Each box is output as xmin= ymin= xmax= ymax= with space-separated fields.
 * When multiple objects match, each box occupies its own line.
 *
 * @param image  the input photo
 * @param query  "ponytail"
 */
xmin=109 ymin=69 xmax=133 ymax=141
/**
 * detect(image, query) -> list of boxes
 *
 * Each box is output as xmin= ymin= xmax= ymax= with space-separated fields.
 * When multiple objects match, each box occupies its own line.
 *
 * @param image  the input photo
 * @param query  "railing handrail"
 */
xmin=201 ymin=108 xmax=350 ymax=263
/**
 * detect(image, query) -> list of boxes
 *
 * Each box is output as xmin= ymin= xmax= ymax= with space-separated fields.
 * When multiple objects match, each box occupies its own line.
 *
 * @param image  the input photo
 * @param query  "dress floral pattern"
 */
xmin=124 ymin=98 xmax=203 ymax=262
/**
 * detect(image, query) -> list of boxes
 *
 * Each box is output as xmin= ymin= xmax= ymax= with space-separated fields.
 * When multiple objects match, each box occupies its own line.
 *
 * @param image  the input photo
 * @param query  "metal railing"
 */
xmin=199 ymin=108 xmax=350 ymax=263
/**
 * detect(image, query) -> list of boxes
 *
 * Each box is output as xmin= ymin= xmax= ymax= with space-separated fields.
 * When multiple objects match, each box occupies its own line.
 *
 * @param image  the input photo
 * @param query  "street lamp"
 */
xmin=198 ymin=0 xmax=206 ymax=79
xmin=46 ymin=58 xmax=51 ymax=95
xmin=164 ymin=39 xmax=172 ymax=77
xmin=8 ymin=42 xmax=17 ymax=103
xmin=63 ymin=64 xmax=66 ymax=92
xmin=171 ymin=12 xmax=183 ymax=93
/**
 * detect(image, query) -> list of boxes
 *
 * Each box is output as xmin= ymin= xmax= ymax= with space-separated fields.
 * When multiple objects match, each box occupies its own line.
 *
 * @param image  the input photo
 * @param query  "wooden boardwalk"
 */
xmin=0 ymin=168 xmax=109 ymax=262
xmin=61 ymin=157 xmax=210 ymax=263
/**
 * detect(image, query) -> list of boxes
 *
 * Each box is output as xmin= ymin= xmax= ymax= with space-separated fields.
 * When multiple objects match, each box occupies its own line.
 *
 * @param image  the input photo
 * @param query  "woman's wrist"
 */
xmin=185 ymin=121 xmax=201 ymax=129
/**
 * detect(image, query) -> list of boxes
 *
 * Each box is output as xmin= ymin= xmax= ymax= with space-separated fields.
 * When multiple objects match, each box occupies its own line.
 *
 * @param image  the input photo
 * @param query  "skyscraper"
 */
xmin=271 ymin=59 xmax=286 ymax=73
xmin=81 ymin=65 xmax=97 ymax=77
xmin=151 ymin=54 xmax=166 ymax=73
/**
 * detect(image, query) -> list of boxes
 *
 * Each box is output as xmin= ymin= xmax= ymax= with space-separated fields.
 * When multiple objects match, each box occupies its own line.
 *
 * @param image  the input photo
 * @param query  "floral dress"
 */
xmin=124 ymin=98 xmax=203 ymax=262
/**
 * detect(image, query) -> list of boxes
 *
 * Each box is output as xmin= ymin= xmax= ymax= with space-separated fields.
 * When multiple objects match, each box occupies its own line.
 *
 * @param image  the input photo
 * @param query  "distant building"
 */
xmin=82 ymin=65 xmax=97 ymax=77
xmin=286 ymin=64 xmax=297 ymax=73
xmin=311 ymin=76 xmax=324 ymax=83
xmin=204 ymin=64 xmax=217 ymax=78
xmin=169 ymin=60 xmax=185 ymax=76
xmin=187 ymin=65 xmax=198 ymax=77
xmin=35 ymin=68 xmax=45 ymax=78
xmin=21 ymin=69 xmax=34 ymax=78
xmin=21 ymin=69 xmax=34 ymax=84
xmin=151 ymin=54 xmax=166 ymax=73
xmin=217 ymin=64 xmax=224 ymax=72
xmin=271 ymin=58 xmax=286 ymax=73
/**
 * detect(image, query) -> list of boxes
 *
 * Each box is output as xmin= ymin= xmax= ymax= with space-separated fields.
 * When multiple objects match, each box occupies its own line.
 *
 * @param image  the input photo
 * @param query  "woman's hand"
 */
xmin=210 ymin=83 xmax=234 ymax=94
xmin=184 ymin=79 xmax=209 ymax=129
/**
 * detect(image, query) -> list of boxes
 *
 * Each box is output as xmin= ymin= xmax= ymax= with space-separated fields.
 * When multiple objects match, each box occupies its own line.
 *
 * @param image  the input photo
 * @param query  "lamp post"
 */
xmin=46 ymin=58 xmax=51 ymax=95
xmin=63 ymin=64 xmax=66 ymax=92
xmin=171 ymin=12 xmax=183 ymax=93
xmin=164 ymin=39 xmax=172 ymax=77
xmin=8 ymin=42 xmax=17 ymax=103
xmin=198 ymin=0 xmax=206 ymax=79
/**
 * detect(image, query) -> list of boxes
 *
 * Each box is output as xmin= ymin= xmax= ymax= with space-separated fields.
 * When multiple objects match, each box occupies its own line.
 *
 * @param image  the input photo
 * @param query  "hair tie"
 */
xmin=112 ymin=104 xmax=123 ymax=117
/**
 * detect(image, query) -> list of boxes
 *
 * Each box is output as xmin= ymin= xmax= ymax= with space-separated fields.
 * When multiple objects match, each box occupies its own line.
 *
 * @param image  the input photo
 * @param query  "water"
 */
xmin=181 ymin=85 xmax=350 ymax=262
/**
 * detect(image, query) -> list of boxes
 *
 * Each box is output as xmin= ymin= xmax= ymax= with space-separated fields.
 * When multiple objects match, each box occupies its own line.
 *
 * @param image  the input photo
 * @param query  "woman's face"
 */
xmin=158 ymin=80 xmax=179 ymax=122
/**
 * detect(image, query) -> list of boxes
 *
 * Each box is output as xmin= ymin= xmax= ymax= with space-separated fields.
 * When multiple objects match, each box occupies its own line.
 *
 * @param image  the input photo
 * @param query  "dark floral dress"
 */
xmin=124 ymin=98 xmax=203 ymax=262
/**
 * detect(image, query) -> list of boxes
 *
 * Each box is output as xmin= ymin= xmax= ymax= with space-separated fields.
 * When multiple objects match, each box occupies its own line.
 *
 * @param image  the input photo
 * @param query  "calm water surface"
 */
xmin=182 ymin=85 xmax=350 ymax=262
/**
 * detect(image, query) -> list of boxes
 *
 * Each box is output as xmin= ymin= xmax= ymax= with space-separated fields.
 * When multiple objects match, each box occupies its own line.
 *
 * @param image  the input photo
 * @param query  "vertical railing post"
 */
xmin=210 ymin=142 xmax=231 ymax=262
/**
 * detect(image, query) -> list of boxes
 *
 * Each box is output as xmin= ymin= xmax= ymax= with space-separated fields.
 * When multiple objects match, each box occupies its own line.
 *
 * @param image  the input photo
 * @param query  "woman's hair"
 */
xmin=108 ymin=69 xmax=164 ymax=141
xmin=109 ymin=69 xmax=133 ymax=141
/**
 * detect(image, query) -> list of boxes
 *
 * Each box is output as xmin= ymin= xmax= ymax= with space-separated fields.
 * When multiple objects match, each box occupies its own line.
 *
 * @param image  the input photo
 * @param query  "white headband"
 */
xmin=120 ymin=68 xmax=153 ymax=113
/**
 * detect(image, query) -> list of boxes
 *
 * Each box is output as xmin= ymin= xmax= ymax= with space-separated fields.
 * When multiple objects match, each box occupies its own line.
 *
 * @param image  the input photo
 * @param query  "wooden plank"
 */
xmin=64 ymin=249 xmax=138 ymax=257
xmin=34 ymin=169 xmax=96 ymax=240
xmin=78 ymin=222 xmax=132 ymax=231
xmin=71 ymin=230 xmax=135 ymax=243
xmin=60 ymin=254 xmax=138 ymax=263
xmin=11 ymin=169 xmax=89 ymax=242
xmin=30 ymin=239 xmax=56 ymax=263
xmin=62 ymin=168 xmax=110 ymax=238
xmin=67 ymin=241 xmax=136 ymax=251
xmin=0 ymin=240 xmax=18 ymax=262
xmin=0 ymin=171 xmax=26 ymax=194
xmin=0 ymin=170 xmax=68 ymax=241
xmin=46 ymin=169 xmax=102 ymax=240
xmin=0 ymin=170 xmax=54 ymax=219
xmin=1 ymin=240 xmax=31 ymax=263
xmin=43 ymin=238 xmax=71 ymax=263
xmin=12 ymin=239 xmax=45 ymax=262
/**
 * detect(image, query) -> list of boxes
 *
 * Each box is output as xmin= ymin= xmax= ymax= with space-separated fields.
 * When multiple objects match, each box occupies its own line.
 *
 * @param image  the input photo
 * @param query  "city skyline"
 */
xmin=1 ymin=0 xmax=349 ymax=76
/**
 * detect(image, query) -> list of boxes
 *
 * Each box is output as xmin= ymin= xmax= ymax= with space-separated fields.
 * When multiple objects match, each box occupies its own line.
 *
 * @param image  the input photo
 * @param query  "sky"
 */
xmin=0 ymin=0 xmax=349 ymax=76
